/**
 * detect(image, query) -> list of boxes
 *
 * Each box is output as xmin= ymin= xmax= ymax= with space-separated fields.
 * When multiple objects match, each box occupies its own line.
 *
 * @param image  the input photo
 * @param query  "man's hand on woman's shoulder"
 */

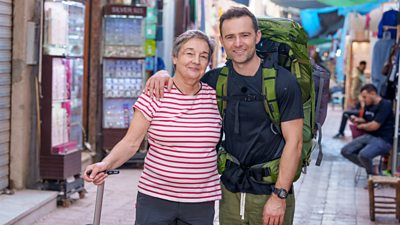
xmin=145 ymin=70 xmax=174 ymax=99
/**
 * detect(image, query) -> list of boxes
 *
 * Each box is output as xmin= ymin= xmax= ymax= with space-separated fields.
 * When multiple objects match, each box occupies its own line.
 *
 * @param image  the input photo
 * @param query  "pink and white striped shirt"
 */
xmin=133 ymin=83 xmax=222 ymax=203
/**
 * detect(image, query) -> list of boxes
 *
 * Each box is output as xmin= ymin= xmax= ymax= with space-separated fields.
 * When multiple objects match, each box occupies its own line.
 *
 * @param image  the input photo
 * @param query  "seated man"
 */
xmin=341 ymin=84 xmax=394 ymax=176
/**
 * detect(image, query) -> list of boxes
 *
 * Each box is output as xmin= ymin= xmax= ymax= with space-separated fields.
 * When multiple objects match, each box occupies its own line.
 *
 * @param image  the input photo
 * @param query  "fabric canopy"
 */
xmin=232 ymin=0 xmax=250 ymax=6
xmin=300 ymin=2 xmax=383 ymax=38
xmin=317 ymin=0 xmax=388 ymax=7
xmin=271 ymin=0 xmax=329 ymax=9
xmin=307 ymin=37 xmax=332 ymax=45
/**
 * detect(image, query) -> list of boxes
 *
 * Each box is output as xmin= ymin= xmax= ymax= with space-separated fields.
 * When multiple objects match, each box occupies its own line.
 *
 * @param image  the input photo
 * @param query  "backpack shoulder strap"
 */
xmin=262 ymin=67 xmax=281 ymax=127
xmin=288 ymin=49 xmax=301 ymax=78
xmin=217 ymin=65 xmax=281 ymax=127
xmin=216 ymin=66 xmax=229 ymax=116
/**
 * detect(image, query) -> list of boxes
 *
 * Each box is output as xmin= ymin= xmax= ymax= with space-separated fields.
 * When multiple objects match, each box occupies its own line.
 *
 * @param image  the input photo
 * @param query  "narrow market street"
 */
xmin=32 ymin=106 xmax=400 ymax=225
xmin=1 ymin=1 xmax=400 ymax=225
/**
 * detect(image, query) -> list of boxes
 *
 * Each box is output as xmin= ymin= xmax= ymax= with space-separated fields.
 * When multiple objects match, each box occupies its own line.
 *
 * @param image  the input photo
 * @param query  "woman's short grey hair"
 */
xmin=173 ymin=30 xmax=215 ymax=62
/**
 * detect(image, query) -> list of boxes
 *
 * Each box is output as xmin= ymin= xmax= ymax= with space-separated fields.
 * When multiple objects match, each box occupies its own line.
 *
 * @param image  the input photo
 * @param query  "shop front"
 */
xmin=0 ymin=0 xmax=12 ymax=190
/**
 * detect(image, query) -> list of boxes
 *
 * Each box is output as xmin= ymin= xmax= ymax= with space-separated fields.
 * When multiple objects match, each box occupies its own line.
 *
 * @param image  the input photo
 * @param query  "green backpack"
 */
xmin=216 ymin=18 xmax=323 ymax=184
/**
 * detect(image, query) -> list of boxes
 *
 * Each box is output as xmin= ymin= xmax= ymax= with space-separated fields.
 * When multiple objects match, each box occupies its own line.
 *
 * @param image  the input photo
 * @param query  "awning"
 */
xmin=300 ymin=2 xmax=383 ymax=38
xmin=270 ymin=0 xmax=329 ymax=9
xmin=307 ymin=37 xmax=332 ymax=45
xmin=318 ymin=10 xmax=344 ymax=37
xmin=232 ymin=0 xmax=250 ymax=6
xmin=300 ymin=7 xmax=344 ymax=38
xmin=317 ymin=0 xmax=388 ymax=7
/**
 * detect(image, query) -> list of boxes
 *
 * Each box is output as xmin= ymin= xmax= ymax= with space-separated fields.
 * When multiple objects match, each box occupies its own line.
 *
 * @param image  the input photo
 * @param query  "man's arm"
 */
xmin=357 ymin=121 xmax=380 ymax=131
xmin=350 ymin=115 xmax=366 ymax=125
xmin=144 ymin=70 xmax=174 ymax=99
xmin=356 ymin=101 xmax=392 ymax=132
xmin=263 ymin=118 xmax=303 ymax=225
xmin=274 ymin=118 xmax=303 ymax=193
xmin=144 ymin=69 xmax=217 ymax=98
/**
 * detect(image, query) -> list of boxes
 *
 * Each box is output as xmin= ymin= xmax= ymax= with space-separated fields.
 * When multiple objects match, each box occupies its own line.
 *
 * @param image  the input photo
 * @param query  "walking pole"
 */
xmin=93 ymin=183 xmax=105 ymax=225
xmin=87 ymin=170 xmax=120 ymax=225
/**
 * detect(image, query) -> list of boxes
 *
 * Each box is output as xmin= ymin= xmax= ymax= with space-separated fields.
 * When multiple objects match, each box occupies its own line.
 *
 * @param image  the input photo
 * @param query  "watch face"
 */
xmin=275 ymin=188 xmax=288 ymax=199
xmin=278 ymin=190 xmax=288 ymax=199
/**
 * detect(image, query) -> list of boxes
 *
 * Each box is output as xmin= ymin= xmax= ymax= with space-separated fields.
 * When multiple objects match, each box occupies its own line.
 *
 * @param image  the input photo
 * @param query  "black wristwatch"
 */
xmin=272 ymin=186 xmax=289 ymax=199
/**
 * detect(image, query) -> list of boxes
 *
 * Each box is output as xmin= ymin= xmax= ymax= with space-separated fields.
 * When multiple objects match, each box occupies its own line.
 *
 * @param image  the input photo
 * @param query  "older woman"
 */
xmin=83 ymin=30 xmax=221 ymax=225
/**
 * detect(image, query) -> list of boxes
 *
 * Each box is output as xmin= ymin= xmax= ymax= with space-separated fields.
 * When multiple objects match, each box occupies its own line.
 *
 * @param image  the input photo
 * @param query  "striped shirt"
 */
xmin=133 ymin=83 xmax=222 ymax=203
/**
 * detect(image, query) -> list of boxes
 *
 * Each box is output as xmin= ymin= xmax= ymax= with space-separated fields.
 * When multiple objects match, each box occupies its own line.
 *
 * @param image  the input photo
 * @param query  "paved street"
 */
xmin=33 ymin=106 xmax=400 ymax=225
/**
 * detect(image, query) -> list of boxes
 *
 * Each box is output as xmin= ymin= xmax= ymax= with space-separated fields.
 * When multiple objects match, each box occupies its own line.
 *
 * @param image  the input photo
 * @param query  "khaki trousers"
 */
xmin=219 ymin=185 xmax=295 ymax=225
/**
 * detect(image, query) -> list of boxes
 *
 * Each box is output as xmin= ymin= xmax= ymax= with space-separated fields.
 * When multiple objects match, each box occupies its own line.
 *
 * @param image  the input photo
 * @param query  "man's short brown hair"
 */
xmin=360 ymin=83 xmax=377 ymax=94
xmin=219 ymin=7 xmax=258 ymax=36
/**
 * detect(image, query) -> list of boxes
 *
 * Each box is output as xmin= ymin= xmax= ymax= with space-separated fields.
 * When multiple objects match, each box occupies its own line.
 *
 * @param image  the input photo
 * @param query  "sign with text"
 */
xmin=104 ymin=5 xmax=147 ymax=17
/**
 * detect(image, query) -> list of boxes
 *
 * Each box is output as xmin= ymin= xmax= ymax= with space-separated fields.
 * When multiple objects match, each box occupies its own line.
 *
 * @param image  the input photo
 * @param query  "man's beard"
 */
xmin=230 ymin=49 xmax=256 ymax=65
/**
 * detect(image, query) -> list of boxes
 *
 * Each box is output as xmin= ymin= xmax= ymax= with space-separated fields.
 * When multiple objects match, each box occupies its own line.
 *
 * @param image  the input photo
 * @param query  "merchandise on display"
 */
xmin=104 ymin=78 xmax=143 ymax=98
xmin=43 ymin=1 xmax=85 ymax=56
xmin=52 ymin=58 xmax=68 ymax=100
xmin=103 ymin=99 xmax=135 ymax=129
xmin=104 ymin=59 xmax=144 ymax=78
xmin=145 ymin=39 xmax=156 ymax=56
xmin=104 ymin=17 xmax=145 ymax=57
xmin=49 ymin=57 xmax=84 ymax=154
xmin=51 ymin=102 xmax=69 ymax=148
xmin=103 ymin=59 xmax=145 ymax=99
xmin=101 ymin=4 xmax=148 ymax=163
xmin=102 ymin=5 xmax=147 ymax=130
xmin=104 ymin=17 xmax=144 ymax=45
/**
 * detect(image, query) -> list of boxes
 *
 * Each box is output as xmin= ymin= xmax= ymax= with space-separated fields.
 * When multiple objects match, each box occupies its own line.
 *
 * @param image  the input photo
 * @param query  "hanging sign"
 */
xmin=103 ymin=5 xmax=147 ymax=17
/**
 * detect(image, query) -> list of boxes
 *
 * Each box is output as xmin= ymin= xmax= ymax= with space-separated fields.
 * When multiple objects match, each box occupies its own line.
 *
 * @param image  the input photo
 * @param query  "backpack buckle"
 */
xmin=244 ymin=95 xmax=257 ymax=102
xmin=270 ymin=123 xmax=280 ymax=135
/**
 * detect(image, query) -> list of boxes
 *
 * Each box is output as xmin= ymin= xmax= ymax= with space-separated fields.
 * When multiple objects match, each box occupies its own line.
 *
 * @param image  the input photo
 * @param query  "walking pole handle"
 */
xmin=86 ymin=169 xmax=120 ymax=176
xmin=86 ymin=170 xmax=119 ymax=225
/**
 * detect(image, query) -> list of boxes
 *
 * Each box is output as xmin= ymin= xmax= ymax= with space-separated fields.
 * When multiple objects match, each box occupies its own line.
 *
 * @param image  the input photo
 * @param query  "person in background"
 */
xmin=83 ymin=30 xmax=222 ymax=225
xmin=333 ymin=94 xmax=364 ymax=139
xmin=333 ymin=61 xmax=367 ymax=138
xmin=145 ymin=7 xmax=303 ymax=225
xmin=311 ymin=51 xmax=328 ymax=71
xmin=341 ymin=84 xmax=394 ymax=176
xmin=349 ymin=61 xmax=367 ymax=108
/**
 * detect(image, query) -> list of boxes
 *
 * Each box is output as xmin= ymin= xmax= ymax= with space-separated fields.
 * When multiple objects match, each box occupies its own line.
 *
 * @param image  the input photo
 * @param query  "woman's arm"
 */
xmin=83 ymin=110 xmax=150 ymax=184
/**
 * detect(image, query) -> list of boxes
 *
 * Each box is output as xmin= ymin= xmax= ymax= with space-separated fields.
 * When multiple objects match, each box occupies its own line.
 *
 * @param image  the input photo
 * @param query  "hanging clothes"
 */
xmin=380 ymin=44 xmax=399 ymax=100
xmin=377 ymin=9 xmax=398 ymax=39
xmin=371 ymin=37 xmax=395 ymax=93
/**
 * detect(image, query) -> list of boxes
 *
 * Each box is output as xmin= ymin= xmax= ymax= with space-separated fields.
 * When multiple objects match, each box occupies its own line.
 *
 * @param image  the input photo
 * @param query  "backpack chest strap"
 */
xmin=262 ymin=67 xmax=280 ymax=126
xmin=221 ymin=94 xmax=265 ymax=102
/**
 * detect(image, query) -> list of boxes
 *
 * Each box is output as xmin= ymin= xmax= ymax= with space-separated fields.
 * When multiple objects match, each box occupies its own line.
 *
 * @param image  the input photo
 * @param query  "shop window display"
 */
xmin=101 ymin=4 xmax=148 ymax=163
xmin=39 ymin=0 xmax=86 ymax=205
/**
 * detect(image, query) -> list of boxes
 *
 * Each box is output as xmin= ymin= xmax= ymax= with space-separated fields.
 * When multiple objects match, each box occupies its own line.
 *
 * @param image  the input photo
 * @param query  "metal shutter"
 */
xmin=0 ymin=0 xmax=12 ymax=190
